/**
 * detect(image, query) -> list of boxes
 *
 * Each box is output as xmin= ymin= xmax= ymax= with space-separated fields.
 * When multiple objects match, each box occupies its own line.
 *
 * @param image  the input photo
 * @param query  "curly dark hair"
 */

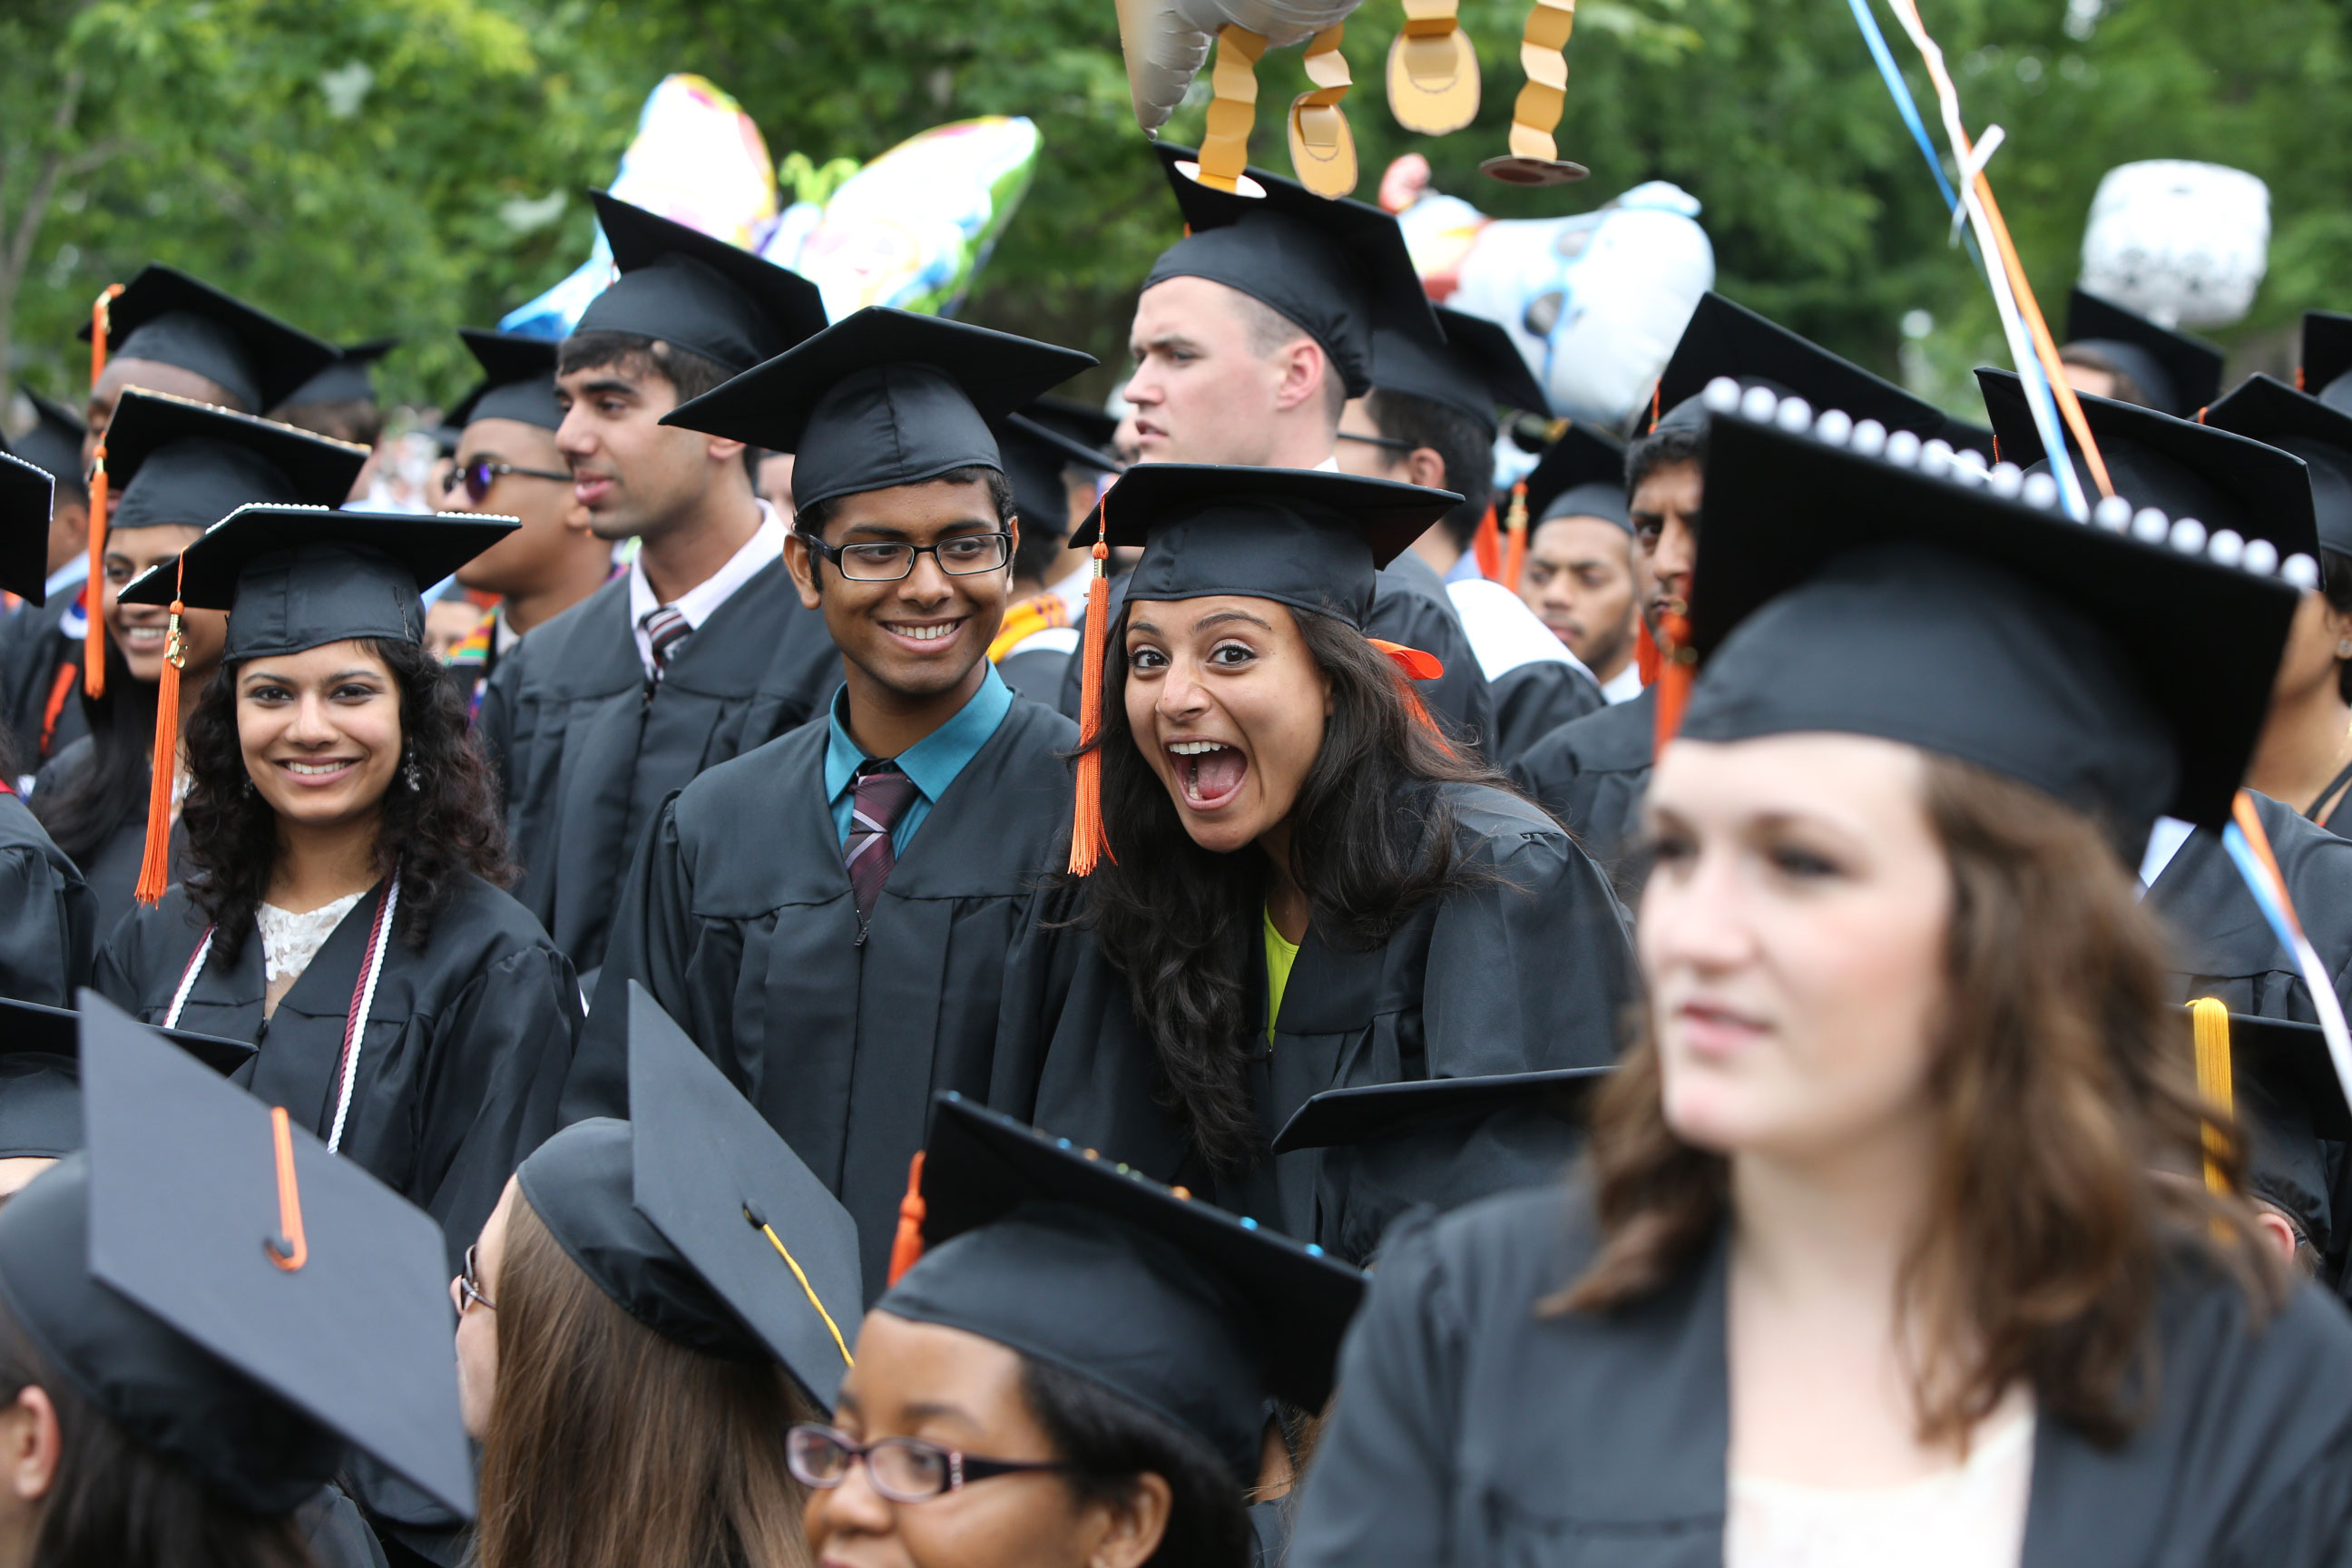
xmin=1073 ymin=602 xmax=1507 ymax=1170
xmin=1022 ymin=1356 xmax=1254 ymax=1568
xmin=180 ymin=637 xmax=511 ymax=965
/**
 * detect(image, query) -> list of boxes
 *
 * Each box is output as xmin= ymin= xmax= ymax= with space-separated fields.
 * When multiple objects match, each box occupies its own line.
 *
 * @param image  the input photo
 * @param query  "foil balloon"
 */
xmin=758 ymin=117 xmax=1041 ymax=321
xmin=1114 ymin=0 xmax=1366 ymax=196
xmin=498 ymin=74 xmax=779 ymax=339
xmin=1385 ymin=155 xmax=1712 ymax=429
xmin=2079 ymin=161 xmax=2270 ymax=331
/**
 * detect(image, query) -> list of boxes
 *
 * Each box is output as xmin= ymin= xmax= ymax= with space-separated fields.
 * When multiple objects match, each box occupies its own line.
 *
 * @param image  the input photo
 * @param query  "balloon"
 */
xmin=1114 ymin=0 xmax=1362 ymax=134
xmin=2079 ymin=161 xmax=2270 ymax=330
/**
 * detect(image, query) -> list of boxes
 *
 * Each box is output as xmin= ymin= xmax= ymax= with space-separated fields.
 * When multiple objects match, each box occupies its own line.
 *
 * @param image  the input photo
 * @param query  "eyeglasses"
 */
xmin=455 ymin=1243 xmax=495 ymax=1314
xmin=1337 ymin=429 xmax=1416 ymax=455
xmin=786 ymin=1423 xmax=1066 ymax=1503
xmin=800 ymin=531 xmax=1013 ymax=583
xmin=444 ymin=457 xmax=572 ymax=505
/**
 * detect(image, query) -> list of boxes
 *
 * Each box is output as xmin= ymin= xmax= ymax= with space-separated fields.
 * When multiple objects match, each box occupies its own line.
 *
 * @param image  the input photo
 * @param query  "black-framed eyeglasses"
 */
xmin=799 ymin=531 xmax=1013 ymax=583
xmin=444 ymin=458 xmax=572 ymax=505
xmin=455 ymin=1243 xmax=495 ymax=1314
xmin=786 ymin=1423 xmax=1066 ymax=1503
xmin=1337 ymin=429 xmax=1416 ymax=455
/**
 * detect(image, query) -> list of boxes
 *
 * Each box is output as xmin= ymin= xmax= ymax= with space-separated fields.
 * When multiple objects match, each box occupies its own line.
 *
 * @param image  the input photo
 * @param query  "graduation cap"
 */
xmin=998 ymin=407 xmax=1122 ymax=542
xmin=1649 ymin=292 xmax=1945 ymax=438
xmin=2063 ymin=286 xmax=2225 ymax=419
xmin=1073 ymin=464 xmax=1457 ymax=632
xmin=446 ymin=328 xmax=563 ymax=432
xmin=0 ymin=997 xmax=258 ymax=1160
xmin=2202 ymin=374 xmax=2352 ymax=559
xmin=1144 ymin=143 xmax=1444 ymax=400
xmin=881 ymin=1093 xmax=1366 ymax=1485
xmin=275 ymin=338 xmax=398 ymax=410
xmin=102 ymin=388 xmax=369 ymax=534
xmin=1271 ymin=1067 xmax=1612 ymax=1153
xmin=0 ymin=451 xmax=54 ymax=604
xmin=1977 ymin=368 xmax=2318 ymax=564
xmin=0 ymin=993 xmax=474 ymax=1515
xmin=577 ymin=981 xmax=861 ymax=1408
xmin=1678 ymin=381 xmax=2300 ymax=850
xmin=1521 ymin=424 xmax=1630 ymax=533
xmin=1368 ymin=306 xmax=1549 ymax=434
xmin=573 ymin=191 xmax=828 ymax=374
xmin=1940 ymin=414 xmax=1997 ymax=465
xmin=78 ymin=265 xmax=338 ymax=414
xmin=1019 ymin=394 xmax=1122 ymax=456
xmin=8 ymin=389 xmax=87 ymax=493
xmin=2300 ymin=311 xmax=2352 ymax=416
xmin=2180 ymin=1005 xmax=2350 ymax=1259
xmin=662 ymin=307 xmax=1095 ymax=514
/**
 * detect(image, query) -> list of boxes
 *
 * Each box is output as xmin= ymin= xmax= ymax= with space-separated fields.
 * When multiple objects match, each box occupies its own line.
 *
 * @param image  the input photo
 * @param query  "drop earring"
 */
xmin=403 ymin=747 xmax=421 ymax=793
xmin=2337 ymin=639 xmax=2351 ymax=658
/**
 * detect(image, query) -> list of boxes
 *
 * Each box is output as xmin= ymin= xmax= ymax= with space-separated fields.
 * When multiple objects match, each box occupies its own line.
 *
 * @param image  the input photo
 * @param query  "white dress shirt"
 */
xmin=627 ymin=501 xmax=787 ymax=678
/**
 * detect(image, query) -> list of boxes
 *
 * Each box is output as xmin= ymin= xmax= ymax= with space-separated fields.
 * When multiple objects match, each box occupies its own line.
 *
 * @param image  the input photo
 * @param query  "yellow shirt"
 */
xmin=1263 ymin=905 xmax=1301 ymax=1044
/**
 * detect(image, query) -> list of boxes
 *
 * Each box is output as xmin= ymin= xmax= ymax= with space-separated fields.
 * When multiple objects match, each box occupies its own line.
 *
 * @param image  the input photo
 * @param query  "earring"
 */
xmin=2337 ymin=640 xmax=2351 ymax=658
xmin=243 ymin=775 xmax=257 ymax=798
xmin=403 ymin=747 xmax=422 ymax=793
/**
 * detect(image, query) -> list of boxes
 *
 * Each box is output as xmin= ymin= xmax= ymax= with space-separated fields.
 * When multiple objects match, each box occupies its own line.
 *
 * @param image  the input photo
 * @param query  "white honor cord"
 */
xmin=326 ymin=871 xmax=399 ymax=1155
xmin=162 ymin=927 xmax=217 ymax=1029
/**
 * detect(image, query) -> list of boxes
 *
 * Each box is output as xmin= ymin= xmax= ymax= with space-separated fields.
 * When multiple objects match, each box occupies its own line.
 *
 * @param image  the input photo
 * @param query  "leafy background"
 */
xmin=4 ymin=0 xmax=2347 ymax=419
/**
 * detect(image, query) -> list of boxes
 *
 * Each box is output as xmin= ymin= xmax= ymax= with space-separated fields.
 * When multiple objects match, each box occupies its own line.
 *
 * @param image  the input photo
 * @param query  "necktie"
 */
xmin=845 ymin=760 xmax=919 ymax=923
xmin=640 ymin=603 xmax=691 ymax=680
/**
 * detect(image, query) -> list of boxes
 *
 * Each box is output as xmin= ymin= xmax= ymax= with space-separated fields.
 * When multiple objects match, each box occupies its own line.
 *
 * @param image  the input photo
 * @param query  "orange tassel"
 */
xmin=1498 ymin=481 xmax=1529 ymax=593
xmin=132 ymin=562 xmax=186 ymax=905
xmin=90 ymin=283 xmax=121 ymax=390
xmin=1646 ymin=381 xmax=1661 ymax=435
xmin=1652 ymin=604 xmax=1693 ymax=757
xmin=1470 ymin=501 xmax=1501 ymax=580
xmin=1067 ymin=531 xmax=1115 ymax=876
xmin=886 ymin=1152 xmax=927 ymax=1287
xmin=1634 ymin=616 xmax=1660 ymax=687
xmin=82 ymin=451 xmax=107 ymax=701
xmin=1369 ymin=637 xmax=1455 ymax=757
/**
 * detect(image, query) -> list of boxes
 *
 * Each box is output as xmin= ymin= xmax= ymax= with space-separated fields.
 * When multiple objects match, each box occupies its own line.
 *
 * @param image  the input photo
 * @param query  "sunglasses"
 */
xmin=444 ymin=457 xmax=571 ymax=505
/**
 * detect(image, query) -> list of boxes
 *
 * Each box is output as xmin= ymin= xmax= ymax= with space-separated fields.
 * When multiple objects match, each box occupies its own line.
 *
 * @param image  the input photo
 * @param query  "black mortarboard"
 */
xmin=121 ymin=505 xmax=515 ymax=661
xmin=1271 ymin=1068 xmax=1612 ymax=1153
xmin=662 ymin=307 xmax=1095 ymax=514
xmin=2300 ymin=311 xmax=2352 ymax=416
xmin=1369 ymin=306 xmax=1548 ymax=433
xmin=0 ymin=994 xmax=474 ymax=1515
xmin=1521 ymin=424 xmax=1630 ymax=532
xmin=998 ymin=407 xmax=1122 ymax=542
xmin=0 ymin=998 xmax=257 ymax=1159
xmin=1144 ymin=144 xmax=1444 ymax=400
xmin=1940 ymin=414 xmax=1997 ymax=464
xmin=2203 ymin=374 xmax=2352 ymax=559
xmin=101 ymin=389 xmax=368 ymax=534
xmin=276 ymin=338 xmax=398 ymax=410
xmin=1978 ymin=368 xmax=2318 ymax=564
xmin=447 ymin=328 xmax=563 ymax=432
xmin=882 ymin=1093 xmax=1365 ymax=1485
xmin=79 ymin=266 xmax=338 ymax=414
xmin=1650 ymin=292 xmax=1945 ymax=437
xmin=1020 ymin=394 xmax=1122 ymax=456
xmin=2182 ymin=1006 xmax=2351 ymax=1257
xmin=11 ymin=390 xmax=86 ymax=492
xmin=572 ymin=191 xmax=828 ymax=374
xmin=1073 ymin=465 xmax=1457 ymax=632
xmin=0 ymin=452 xmax=52 ymax=603
xmin=1679 ymin=390 xmax=2298 ymax=846
xmin=2063 ymin=286 xmax=2225 ymax=419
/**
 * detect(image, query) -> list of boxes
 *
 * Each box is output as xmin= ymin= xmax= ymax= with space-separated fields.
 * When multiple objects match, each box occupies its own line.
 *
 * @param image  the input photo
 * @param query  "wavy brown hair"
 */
xmin=472 ymin=1190 xmax=815 ymax=1568
xmin=1555 ymin=754 xmax=2285 ymax=1448
xmin=179 ymin=638 xmax=509 ymax=965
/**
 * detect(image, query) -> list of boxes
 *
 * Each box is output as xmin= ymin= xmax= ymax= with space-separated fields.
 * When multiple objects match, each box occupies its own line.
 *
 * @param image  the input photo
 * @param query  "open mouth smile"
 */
xmin=1167 ymin=740 xmax=1248 ymax=808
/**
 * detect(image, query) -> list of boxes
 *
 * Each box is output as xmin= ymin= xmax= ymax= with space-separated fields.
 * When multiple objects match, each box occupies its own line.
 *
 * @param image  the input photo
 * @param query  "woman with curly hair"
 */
xmin=1024 ymin=466 xmax=1635 ymax=1267
xmin=93 ymin=505 xmax=581 ymax=1280
xmin=1288 ymin=407 xmax=2352 ymax=1567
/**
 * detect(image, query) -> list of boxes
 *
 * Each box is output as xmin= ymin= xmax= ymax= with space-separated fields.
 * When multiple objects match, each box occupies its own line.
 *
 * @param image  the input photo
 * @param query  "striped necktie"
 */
xmin=640 ymin=603 xmax=691 ymax=680
xmin=845 ymin=760 xmax=919 ymax=923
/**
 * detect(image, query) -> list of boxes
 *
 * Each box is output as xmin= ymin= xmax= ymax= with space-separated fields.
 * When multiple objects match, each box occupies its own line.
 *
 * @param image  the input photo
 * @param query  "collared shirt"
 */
xmin=1442 ymin=552 xmax=1484 ymax=585
xmin=1602 ymin=662 xmax=1644 ymax=704
xmin=825 ymin=662 xmax=1015 ymax=854
xmin=43 ymin=554 xmax=88 ymax=602
xmin=626 ymin=500 xmax=787 ymax=678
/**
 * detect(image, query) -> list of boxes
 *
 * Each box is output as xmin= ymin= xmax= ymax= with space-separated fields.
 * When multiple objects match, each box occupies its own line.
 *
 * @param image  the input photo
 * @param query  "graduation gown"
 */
xmin=0 ymin=593 xmax=86 ymax=772
xmin=0 ymin=789 xmax=94 ymax=1005
xmin=1023 ymin=782 xmax=1635 ymax=1260
xmin=32 ymin=738 xmax=181 ymax=938
xmin=1508 ymin=684 xmax=1655 ymax=891
xmin=1485 ymin=659 xmax=1604 ymax=772
xmin=93 ymin=873 xmax=580 ymax=1273
xmin=568 ymin=698 xmax=1081 ymax=1302
xmin=476 ymin=562 xmax=833 ymax=977
xmin=1369 ymin=556 xmax=1494 ymax=755
xmin=2147 ymin=789 xmax=2352 ymax=1024
xmin=1289 ymin=1187 xmax=2352 ymax=1568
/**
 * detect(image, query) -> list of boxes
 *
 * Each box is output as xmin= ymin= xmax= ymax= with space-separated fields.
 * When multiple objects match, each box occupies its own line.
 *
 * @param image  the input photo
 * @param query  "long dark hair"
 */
xmin=1021 ymin=1357 xmax=1254 ymax=1568
xmin=0 ymin=1293 xmax=314 ymax=1568
xmin=180 ymin=638 xmax=510 ymax=964
xmin=1076 ymin=603 xmax=1504 ymax=1169
xmin=28 ymin=638 xmax=155 ymax=865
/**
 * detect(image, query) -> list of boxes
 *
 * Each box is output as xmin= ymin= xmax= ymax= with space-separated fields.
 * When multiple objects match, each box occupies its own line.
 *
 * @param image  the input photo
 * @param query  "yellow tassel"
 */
xmin=132 ymin=571 xmax=185 ymax=905
xmin=1068 ymin=534 xmax=1115 ymax=876
xmin=2190 ymin=996 xmax=2235 ymax=1196
xmin=83 ymin=451 xmax=107 ymax=701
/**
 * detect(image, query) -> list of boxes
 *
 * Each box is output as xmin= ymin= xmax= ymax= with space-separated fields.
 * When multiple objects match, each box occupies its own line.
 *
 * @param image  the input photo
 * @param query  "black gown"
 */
xmin=31 ymin=738 xmax=183 ymax=939
xmin=1367 ymin=555 xmax=1495 ymax=755
xmin=0 ymin=593 xmax=87 ymax=772
xmin=1485 ymin=659 xmax=1604 ymax=773
xmin=1508 ymin=685 xmax=1655 ymax=891
xmin=0 ymin=789 xmax=94 ymax=1005
xmin=476 ymin=561 xmax=838 ymax=978
xmin=1290 ymin=1187 xmax=2352 ymax=1568
xmin=567 ymin=698 xmax=1081 ymax=1302
xmin=1019 ymin=782 xmax=1635 ymax=1261
xmin=2147 ymin=789 xmax=2352 ymax=1024
xmin=93 ymin=872 xmax=580 ymax=1273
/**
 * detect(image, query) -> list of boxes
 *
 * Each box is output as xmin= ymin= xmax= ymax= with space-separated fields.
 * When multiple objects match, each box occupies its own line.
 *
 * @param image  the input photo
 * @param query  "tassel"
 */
xmin=1067 ymin=531 xmax=1116 ymax=876
xmin=2189 ymin=997 xmax=2234 ymax=1197
xmin=1634 ymin=616 xmax=1660 ymax=687
xmin=886 ymin=1152 xmax=927 ymax=1287
xmin=1646 ymin=381 xmax=1661 ymax=435
xmin=133 ymin=562 xmax=186 ymax=905
xmin=90 ymin=282 xmax=122 ymax=390
xmin=1651 ymin=603 xmax=1693 ymax=756
xmin=1368 ymin=638 xmax=1455 ymax=758
xmin=1470 ymin=501 xmax=1501 ymax=581
xmin=82 ymin=449 xmax=107 ymax=701
xmin=1499 ymin=481 xmax=1530 ymax=592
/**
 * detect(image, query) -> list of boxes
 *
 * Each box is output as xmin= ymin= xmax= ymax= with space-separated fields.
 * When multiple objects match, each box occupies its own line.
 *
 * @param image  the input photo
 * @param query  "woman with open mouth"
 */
xmin=1025 ymin=463 xmax=1636 ymax=1269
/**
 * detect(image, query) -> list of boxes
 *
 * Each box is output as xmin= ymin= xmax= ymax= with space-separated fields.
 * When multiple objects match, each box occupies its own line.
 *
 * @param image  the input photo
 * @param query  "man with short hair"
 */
xmin=1514 ymin=423 xmax=1642 ymax=701
xmin=476 ymin=193 xmax=836 ymax=980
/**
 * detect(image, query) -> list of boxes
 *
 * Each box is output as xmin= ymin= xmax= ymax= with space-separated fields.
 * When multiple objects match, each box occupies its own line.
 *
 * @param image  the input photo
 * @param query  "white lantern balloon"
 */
xmin=2079 ymin=161 xmax=2270 ymax=330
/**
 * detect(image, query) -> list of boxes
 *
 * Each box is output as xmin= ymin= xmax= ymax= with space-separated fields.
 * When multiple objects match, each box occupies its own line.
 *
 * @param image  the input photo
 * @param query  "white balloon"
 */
xmin=2079 ymin=160 xmax=2270 ymax=330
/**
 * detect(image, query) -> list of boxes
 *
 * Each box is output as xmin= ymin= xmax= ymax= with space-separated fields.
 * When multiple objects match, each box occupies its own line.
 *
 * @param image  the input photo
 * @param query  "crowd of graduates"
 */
xmin=0 ymin=133 xmax=2347 ymax=1568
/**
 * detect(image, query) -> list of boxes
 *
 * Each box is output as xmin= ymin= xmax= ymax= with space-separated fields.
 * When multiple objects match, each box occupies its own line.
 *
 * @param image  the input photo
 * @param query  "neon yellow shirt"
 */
xmin=1264 ymin=905 xmax=1301 ymax=1044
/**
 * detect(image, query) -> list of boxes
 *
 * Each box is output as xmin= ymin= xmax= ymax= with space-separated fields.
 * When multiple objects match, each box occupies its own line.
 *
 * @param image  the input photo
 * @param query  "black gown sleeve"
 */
xmin=473 ymin=639 xmax=524 ymax=807
xmin=566 ymin=795 xmax=695 ymax=1122
xmin=0 ymin=840 xmax=95 ymax=1006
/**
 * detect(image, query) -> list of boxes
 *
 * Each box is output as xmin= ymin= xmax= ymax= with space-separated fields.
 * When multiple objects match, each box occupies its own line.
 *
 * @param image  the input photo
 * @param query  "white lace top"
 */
xmin=1726 ymin=1413 xmax=2035 ymax=1568
xmin=257 ymin=892 xmax=367 ymax=988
